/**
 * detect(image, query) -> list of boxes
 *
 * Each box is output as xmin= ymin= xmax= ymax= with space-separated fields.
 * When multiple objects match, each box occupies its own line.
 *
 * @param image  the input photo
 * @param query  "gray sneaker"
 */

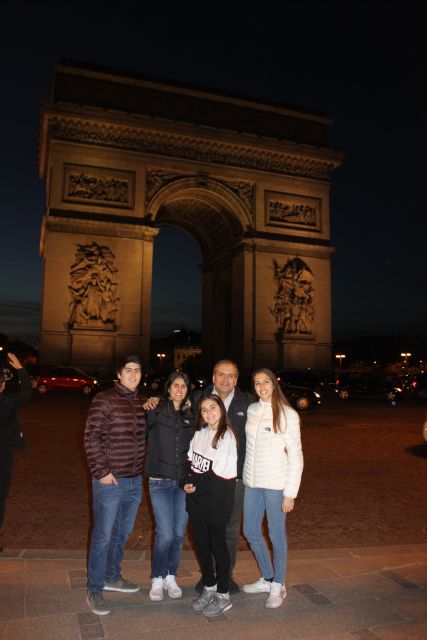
xmin=86 ymin=591 xmax=111 ymax=616
xmin=203 ymin=593 xmax=233 ymax=617
xmin=104 ymin=576 xmax=140 ymax=593
xmin=192 ymin=587 xmax=216 ymax=611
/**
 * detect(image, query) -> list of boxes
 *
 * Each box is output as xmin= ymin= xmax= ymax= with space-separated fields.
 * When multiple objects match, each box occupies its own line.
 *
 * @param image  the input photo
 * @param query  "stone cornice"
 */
xmin=39 ymin=109 xmax=342 ymax=182
xmin=40 ymin=215 xmax=158 ymax=252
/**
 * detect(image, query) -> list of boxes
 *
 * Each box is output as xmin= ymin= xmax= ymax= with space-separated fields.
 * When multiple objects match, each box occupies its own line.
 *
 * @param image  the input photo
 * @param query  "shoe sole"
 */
xmin=265 ymin=591 xmax=287 ymax=608
xmin=203 ymin=601 xmax=233 ymax=617
xmin=85 ymin=596 xmax=110 ymax=615
xmin=166 ymin=590 xmax=182 ymax=599
xmin=103 ymin=586 xmax=140 ymax=593
xmin=149 ymin=592 xmax=164 ymax=601
xmin=242 ymin=587 xmax=270 ymax=593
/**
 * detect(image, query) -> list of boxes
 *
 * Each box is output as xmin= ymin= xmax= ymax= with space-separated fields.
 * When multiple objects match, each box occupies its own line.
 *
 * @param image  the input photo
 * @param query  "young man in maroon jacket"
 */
xmin=84 ymin=355 xmax=146 ymax=616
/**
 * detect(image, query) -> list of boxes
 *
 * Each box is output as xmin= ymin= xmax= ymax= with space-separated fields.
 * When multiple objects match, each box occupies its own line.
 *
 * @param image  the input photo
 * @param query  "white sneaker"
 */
xmin=243 ymin=577 xmax=272 ymax=593
xmin=164 ymin=574 xmax=182 ymax=598
xmin=265 ymin=582 xmax=287 ymax=608
xmin=149 ymin=576 xmax=164 ymax=601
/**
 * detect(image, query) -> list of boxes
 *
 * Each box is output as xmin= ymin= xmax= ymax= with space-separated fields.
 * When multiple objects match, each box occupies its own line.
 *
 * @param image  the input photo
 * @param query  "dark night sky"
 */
xmin=0 ymin=0 xmax=426 ymax=344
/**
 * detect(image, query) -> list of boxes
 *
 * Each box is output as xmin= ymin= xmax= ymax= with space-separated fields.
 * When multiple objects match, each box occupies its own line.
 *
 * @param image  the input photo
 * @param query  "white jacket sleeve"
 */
xmin=283 ymin=408 xmax=304 ymax=499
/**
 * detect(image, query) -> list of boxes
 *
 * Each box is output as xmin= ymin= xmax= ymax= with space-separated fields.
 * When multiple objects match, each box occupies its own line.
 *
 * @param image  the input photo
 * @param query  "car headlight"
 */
xmin=93 ymin=380 xmax=98 ymax=385
xmin=314 ymin=392 xmax=321 ymax=398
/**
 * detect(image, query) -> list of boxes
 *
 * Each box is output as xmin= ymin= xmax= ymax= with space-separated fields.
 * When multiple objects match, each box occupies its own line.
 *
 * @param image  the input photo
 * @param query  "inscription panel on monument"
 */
xmin=63 ymin=164 xmax=135 ymax=209
xmin=265 ymin=191 xmax=322 ymax=232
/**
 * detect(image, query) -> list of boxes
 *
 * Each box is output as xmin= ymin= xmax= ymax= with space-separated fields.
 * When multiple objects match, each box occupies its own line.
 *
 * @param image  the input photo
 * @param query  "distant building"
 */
xmin=174 ymin=346 xmax=202 ymax=369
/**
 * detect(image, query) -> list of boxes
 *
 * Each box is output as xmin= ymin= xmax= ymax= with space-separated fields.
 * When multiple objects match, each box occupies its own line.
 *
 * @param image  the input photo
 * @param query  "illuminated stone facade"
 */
xmin=38 ymin=63 xmax=342 ymax=369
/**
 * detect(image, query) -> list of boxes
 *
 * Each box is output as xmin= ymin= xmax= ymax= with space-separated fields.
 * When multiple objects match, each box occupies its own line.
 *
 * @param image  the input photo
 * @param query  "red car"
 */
xmin=32 ymin=366 xmax=99 ymax=395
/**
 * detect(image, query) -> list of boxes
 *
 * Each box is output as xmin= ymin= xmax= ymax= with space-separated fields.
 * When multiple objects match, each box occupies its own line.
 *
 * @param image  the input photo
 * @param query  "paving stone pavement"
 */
xmin=0 ymin=544 xmax=426 ymax=640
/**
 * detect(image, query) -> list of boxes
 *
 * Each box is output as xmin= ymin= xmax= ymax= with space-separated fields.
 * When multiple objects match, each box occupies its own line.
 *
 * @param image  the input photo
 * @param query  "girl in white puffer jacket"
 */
xmin=242 ymin=368 xmax=303 ymax=609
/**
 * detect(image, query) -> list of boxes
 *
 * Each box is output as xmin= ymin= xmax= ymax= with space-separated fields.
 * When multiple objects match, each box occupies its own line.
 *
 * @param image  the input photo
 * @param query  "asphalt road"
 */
xmin=2 ymin=392 xmax=426 ymax=550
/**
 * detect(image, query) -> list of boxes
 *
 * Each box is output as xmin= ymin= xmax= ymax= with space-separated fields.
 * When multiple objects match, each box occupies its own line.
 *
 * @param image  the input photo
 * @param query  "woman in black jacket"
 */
xmin=145 ymin=371 xmax=194 ymax=601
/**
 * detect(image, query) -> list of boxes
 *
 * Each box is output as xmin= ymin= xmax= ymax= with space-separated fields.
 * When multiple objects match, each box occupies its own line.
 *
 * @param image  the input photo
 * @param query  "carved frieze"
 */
xmin=63 ymin=164 xmax=135 ymax=208
xmin=46 ymin=117 xmax=337 ymax=182
xmin=270 ymin=257 xmax=315 ymax=335
xmin=146 ymin=169 xmax=182 ymax=204
xmin=146 ymin=168 xmax=255 ymax=216
xmin=225 ymin=180 xmax=255 ymax=214
xmin=68 ymin=241 xmax=119 ymax=329
xmin=266 ymin=191 xmax=321 ymax=232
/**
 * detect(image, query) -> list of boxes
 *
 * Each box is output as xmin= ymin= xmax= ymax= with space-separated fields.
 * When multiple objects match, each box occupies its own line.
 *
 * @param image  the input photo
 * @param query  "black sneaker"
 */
xmin=86 ymin=591 xmax=111 ymax=616
xmin=104 ymin=576 xmax=140 ymax=593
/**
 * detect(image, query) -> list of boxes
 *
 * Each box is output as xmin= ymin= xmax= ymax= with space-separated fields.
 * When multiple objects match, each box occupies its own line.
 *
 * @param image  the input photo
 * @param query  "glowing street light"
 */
xmin=335 ymin=354 xmax=346 ymax=368
xmin=400 ymin=352 xmax=411 ymax=367
xmin=157 ymin=353 xmax=166 ymax=367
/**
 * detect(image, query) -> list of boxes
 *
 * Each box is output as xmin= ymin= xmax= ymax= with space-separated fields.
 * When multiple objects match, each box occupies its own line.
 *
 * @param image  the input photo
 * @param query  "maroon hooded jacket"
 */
xmin=84 ymin=381 xmax=146 ymax=480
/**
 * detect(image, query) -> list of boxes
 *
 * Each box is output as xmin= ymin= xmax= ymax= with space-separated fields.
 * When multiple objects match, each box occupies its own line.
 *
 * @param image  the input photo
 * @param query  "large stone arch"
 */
xmin=38 ymin=62 xmax=342 ymax=371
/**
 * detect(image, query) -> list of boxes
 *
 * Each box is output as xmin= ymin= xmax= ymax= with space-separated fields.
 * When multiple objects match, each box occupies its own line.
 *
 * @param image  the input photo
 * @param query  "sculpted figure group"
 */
xmin=84 ymin=356 xmax=304 ymax=618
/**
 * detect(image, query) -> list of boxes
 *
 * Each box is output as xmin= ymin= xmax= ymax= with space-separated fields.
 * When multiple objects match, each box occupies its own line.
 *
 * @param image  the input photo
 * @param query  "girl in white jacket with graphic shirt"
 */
xmin=183 ymin=394 xmax=237 ymax=617
xmin=242 ymin=369 xmax=303 ymax=609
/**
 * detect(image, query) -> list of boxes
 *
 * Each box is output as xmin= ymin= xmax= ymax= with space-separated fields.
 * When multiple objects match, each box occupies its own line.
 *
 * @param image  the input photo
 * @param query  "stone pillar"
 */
xmin=39 ymin=215 xmax=158 ymax=369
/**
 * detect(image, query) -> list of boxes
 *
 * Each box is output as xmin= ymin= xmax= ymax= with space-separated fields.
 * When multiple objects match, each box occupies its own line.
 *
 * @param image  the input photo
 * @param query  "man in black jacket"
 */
xmin=0 ymin=353 xmax=32 ymax=551
xmin=193 ymin=359 xmax=254 ymax=593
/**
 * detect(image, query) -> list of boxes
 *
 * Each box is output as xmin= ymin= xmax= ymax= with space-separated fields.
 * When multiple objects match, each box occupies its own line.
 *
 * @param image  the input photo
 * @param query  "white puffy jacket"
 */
xmin=243 ymin=400 xmax=303 ymax=498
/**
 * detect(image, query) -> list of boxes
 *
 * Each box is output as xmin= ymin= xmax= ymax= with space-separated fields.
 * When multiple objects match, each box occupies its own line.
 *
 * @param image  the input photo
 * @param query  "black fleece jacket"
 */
xmin=0 ymin=368 xmax=32 ymax=453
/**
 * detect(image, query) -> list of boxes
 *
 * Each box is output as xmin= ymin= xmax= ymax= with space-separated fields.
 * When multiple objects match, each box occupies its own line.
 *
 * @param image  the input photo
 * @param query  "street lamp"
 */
xmin=335 ymin=354 xmax=346 ymax=369
xmin=157 ymin=353 xmax=166 ymax=368
xmin=400 ymin=352 xmax=411 ymax=367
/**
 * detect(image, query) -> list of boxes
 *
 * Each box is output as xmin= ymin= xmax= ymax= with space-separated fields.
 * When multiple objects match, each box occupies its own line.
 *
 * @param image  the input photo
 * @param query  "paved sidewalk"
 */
xmin=0 ymin=544 xmax=426 ymax=640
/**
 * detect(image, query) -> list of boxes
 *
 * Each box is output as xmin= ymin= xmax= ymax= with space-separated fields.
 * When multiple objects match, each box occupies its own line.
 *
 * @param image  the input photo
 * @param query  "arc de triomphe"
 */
xmin=38 ymin=62 xmax=342 ymax=371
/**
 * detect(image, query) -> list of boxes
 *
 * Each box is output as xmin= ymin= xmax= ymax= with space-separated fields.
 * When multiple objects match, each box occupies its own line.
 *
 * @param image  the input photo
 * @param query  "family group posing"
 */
xmin=84 ymin=356 xmax=304 ymax=618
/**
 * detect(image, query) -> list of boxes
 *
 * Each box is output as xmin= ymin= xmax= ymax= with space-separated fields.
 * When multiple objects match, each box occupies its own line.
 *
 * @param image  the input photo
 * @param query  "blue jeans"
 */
xmin=243 ymin=487 xmax=287 ymax=584
xmin=149 ymin=478 xmax=188 ymax=578
xmin=87 ymin=476 xmax=142 ymax=592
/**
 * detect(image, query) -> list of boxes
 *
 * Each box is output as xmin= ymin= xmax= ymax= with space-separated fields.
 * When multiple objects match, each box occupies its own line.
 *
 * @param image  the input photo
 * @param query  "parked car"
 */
xmin=30 ymin=366 xmax=99 ymax=395
xmin=334 ymin=372 xmax=403 ymax=404
xmin=142 ymin=372 xmax=207 ymax=396
xmin=276 ymin=369 xmax=336 ymax=394
xmin=237 ymin=373 xmax=321 ymax=411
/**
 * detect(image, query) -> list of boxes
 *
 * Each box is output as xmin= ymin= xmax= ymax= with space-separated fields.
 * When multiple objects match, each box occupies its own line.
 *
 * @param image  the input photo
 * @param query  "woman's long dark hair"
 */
xmin=195 ymin=393 xmax=233 ymax=449
xmin=252 ymin=368 xmax=291 ymax=433
xmin=158 ymin=371 xmax=192 ymax=414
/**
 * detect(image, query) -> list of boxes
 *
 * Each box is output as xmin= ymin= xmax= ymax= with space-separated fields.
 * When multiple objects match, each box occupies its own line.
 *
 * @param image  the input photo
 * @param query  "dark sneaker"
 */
xmin=86 ymin=591 xmax=111 ymax=616
xmin=192 ymin=587 xmax=216 ymax=611
xmin=104 ymin=576 xmax=140 ymax=593
xmin=228 ymin=577 xmax=240 ymax=594
xmin=203 ymin=593 xmax=233 ymax=617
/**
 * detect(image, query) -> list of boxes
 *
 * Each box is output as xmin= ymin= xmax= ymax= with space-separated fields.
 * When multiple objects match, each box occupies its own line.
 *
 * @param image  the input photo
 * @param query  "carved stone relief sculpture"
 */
xmin=63 ymin=164 xmax=135 ymax=208
xmin=270 ymin=258 xmax=314 ymax=335
xmin=266 ymin=191 xmax=321 ymax=231
xmin=68 ymin=242 xmax=119 ymax=329
xmin=146 ymin=168 xmax=255 ymax=216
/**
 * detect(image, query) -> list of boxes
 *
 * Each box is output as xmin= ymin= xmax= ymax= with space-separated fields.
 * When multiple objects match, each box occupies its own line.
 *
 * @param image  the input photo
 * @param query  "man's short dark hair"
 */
xmin=116 ymin=355 xmax=143 ymax=376
xmin=212 ymin=359 xmax=239 ymax=377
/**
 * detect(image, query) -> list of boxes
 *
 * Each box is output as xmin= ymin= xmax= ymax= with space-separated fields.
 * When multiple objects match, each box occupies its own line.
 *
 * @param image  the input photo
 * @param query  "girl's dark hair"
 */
xmin=161 ymin=371 xmax=191 ymax=410
xmin=252 ymin=368 xmax=291 ymax=433
xmin=195 ymin=393 xmax=233 ymax=449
